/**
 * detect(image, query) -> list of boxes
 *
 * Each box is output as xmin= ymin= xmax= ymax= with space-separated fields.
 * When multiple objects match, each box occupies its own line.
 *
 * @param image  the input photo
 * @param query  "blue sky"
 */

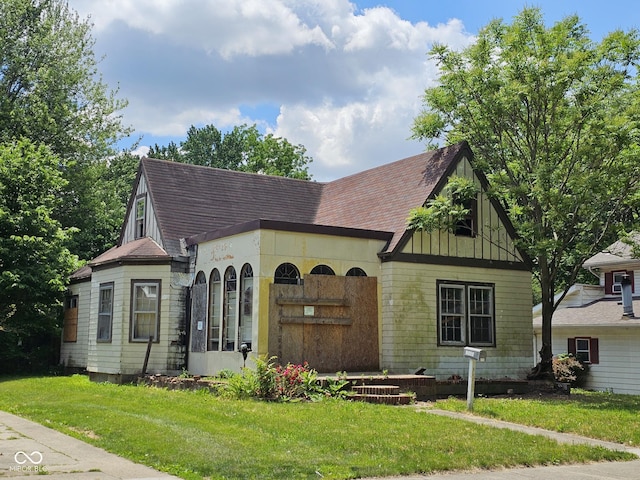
xmin=68 ymin=1 xmax=638 ymax=181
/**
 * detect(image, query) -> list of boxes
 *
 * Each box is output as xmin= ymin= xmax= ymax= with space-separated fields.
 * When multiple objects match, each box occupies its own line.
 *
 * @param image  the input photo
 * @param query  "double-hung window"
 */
xmin=438 ymin=281 xmax=495 ymax=346
xmin=130 ymin=280 xmax=160 ymax=342
xmin=568 ymin=337 xmax=599 ymax=364
xmin=97 ymin=283 xmax=113 ymax=342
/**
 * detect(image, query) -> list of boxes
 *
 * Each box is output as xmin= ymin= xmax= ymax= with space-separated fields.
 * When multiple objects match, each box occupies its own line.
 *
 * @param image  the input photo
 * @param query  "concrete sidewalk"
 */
xmin=365 ymin=407 xmax=640 ymax=480
xmin=0 ymin=411 xmax=178 ymax=479
xmin=1 ymin=408 xmax=639 ymax=480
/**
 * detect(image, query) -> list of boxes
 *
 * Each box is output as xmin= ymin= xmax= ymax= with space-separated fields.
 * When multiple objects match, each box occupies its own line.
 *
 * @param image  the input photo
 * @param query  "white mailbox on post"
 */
xmin=464 ymin=347 xmax=486 ymax=362
xmin=464 ymin=347 xmax=486 ymax=411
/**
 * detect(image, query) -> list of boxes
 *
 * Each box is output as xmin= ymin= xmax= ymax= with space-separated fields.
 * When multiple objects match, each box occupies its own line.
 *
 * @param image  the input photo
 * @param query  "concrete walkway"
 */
xmin=1 ymin=408 xmax=639 ymax=479
xmin=0 ymin=411 xmax=178 ymax=479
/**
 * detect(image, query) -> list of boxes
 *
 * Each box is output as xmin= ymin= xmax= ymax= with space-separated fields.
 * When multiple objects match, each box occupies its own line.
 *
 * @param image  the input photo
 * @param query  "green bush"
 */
xmin=220 ymin=356 xmax=347 ymax=402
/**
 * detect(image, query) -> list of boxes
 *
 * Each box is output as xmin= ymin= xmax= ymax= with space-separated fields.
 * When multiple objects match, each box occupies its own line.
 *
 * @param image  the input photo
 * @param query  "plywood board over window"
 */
xmin=268 ymin=275 xmax=378 ymax=372
xmin=63 ymin=295 xmax=79 ymax=342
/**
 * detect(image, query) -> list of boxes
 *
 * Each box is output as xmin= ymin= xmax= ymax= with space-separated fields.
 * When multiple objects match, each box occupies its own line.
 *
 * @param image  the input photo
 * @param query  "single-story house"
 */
xmin=533 ymin=235 xmax=640 ymax=394
xmin=62 ymin=141 xmax=533 ymax=382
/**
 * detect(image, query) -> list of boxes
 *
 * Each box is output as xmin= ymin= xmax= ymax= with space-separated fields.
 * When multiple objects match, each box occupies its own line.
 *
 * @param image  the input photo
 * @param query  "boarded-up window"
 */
xmin=63 ymin=296 xmax=79 ymax=342
xmin=191 ymin=272 xmax=207 ymax=353
xmin=239 ymin=264 xmax=253 ymax=349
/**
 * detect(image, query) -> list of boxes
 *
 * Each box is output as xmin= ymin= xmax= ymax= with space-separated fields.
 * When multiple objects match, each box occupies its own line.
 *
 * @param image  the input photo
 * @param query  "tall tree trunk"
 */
xmin=529 ymin=257 xmax=555 ymax=379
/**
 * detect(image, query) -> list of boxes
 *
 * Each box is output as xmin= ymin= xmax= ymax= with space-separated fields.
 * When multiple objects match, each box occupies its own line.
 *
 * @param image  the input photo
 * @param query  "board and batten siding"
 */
xmin=121 ymin=174 xmax=163 ymax=247
xmin=545 ymin=325 xmax=640 ymax=395
xmin=402 ymin=157 xmax=522 ymax=263
xmin=381 ymin=261 xmax=532 ymax=379
xmin=60 ymin=279 xmax=91 ymax=368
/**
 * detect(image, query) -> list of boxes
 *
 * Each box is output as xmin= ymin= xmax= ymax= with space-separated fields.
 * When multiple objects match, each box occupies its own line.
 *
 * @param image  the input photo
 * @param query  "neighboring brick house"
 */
xmin=62 ymin=141 xmax=533 ymax=382
xmin=533 ymin=235 xmax=640 ymax=395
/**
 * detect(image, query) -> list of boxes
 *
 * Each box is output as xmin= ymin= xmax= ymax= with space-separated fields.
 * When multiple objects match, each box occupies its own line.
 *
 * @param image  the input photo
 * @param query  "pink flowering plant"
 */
xmin=247 ymin=356 xmax=326 ymax=401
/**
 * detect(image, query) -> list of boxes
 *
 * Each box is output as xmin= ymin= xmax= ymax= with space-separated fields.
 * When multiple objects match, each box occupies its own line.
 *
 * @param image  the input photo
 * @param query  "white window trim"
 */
xmin=97 ymin=283 xmax=114 ymax=343
xmin=439 ymin=283 xmax=466 ymax=345
xmin=130 ymin=280 xmax=161 ymax=342
xmin=467 ymin=285 xmax=494 ymax=346
xmin=575 ymin=337 xmax=591 ymax=363
xmin=438 ymin=281 xmax=495 ymax=347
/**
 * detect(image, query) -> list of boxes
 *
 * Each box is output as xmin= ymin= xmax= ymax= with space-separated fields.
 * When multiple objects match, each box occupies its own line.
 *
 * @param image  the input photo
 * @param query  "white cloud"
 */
xmin=70 ymin=0 xmax=474 ymax=180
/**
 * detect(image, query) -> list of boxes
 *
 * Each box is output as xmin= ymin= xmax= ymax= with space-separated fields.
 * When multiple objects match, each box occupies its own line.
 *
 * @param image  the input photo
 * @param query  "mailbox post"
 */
xmin=464 ymin=347 xmax=486 ymax=411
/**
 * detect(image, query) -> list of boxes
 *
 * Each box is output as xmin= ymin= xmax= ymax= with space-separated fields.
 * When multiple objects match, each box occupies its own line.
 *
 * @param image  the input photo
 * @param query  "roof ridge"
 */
xmin=141 ymin=156 xmax=323 ymax=185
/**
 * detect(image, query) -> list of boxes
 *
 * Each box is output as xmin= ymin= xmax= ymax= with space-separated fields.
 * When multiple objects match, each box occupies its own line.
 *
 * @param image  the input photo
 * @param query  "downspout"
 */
xmin=183 ymin=242 xmax=198 ymax=370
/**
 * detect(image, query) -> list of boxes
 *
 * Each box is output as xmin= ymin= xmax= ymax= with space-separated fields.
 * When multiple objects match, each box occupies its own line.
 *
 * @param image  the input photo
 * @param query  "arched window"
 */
xmin=208 ymin=269 xmax=221 ymax=351
xmin=239 ymin=264 xmax=253 ymax=350
xmin=274 ymin=263 xmax=301 ymax=285
xmin=310 ymin=264 xmax=335 ymax=275
xmin=223 ymin=267 xmax=237 ymax=351
xmin=346 ymin=267 xmax=367 ymax=277
xmin=190 ymin=271 xmax=207 ymax=353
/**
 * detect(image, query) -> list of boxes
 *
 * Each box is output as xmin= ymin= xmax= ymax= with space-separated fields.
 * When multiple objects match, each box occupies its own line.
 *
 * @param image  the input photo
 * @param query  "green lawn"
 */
xmin=435 ymin=390 xmax=640 ymax=446
xmin=0 ymin=376 xmax=634 ymax=480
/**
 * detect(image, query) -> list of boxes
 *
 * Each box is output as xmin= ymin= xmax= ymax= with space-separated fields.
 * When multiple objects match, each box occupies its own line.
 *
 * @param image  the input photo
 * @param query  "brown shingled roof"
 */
xmin=131 ymin=141 xmax=470 ymax=256
xmin=140 ymin=159 xmax=323 ymax=253
xmin=90 ymin=237 xmax=170 ymax=267
xmin=315 ymin=142 xmax=467 ymax=252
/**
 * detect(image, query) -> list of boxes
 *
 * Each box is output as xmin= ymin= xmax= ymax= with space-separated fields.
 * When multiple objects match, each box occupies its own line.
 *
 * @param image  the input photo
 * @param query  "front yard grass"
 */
xmin=0 ymin=376 xmax=634 ymax=480
xmin=435 ymin=389 xmax=640 ymax=446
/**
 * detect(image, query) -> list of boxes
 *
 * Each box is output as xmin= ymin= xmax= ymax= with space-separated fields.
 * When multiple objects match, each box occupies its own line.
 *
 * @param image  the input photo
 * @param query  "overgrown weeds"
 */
xmin=216 ymin=355 xmax=349 ymax=401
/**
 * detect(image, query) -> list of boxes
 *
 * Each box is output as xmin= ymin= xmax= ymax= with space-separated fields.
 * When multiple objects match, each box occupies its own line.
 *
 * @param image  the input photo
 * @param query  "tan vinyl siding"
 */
xmin=60 ymin=280 xmax=91 ymax=368
xmin=381 ymin=261 xmax=532 ymax=379
xmin=86 ymin=263 xmax=182 ymax=376
xmin=87 ymin=268 xmax=124 ymax=374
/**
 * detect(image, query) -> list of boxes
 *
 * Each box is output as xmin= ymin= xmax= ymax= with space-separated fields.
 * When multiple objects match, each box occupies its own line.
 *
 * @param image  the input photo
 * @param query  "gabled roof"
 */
xmin=122 ymin=141 xmax=478 ymax=256
xmin=583 ymin=233 xmax=640 ymax=269
xmin=316 ymin=142 xmax=466 ymax=253
xmin=138 ymin=159 xmax=324 ymax=251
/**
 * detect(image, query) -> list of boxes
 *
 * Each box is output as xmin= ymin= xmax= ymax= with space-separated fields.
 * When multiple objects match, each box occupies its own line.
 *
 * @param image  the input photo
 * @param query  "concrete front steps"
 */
xmin=349 ymin=384 xmax=414 ymax=405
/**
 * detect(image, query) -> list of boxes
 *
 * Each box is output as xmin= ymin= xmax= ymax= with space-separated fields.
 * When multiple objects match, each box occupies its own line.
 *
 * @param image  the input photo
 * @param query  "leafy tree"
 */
xmin=0 ymin=139 xmax=77 ymax=372
xmin=0 ymin=0 xmax=129 ymax=159
xmin=0 ymin=0 xmax=131 ymax=261
xmin=0 ymin=1 xmax=130 ymax=370
xmin=148 ymin=141 xmax=181 ymax=162
xmin=151 ymin=124 xmax=312 ymax=179
xmin=410 ymin=8 xmax=640 ymax=376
